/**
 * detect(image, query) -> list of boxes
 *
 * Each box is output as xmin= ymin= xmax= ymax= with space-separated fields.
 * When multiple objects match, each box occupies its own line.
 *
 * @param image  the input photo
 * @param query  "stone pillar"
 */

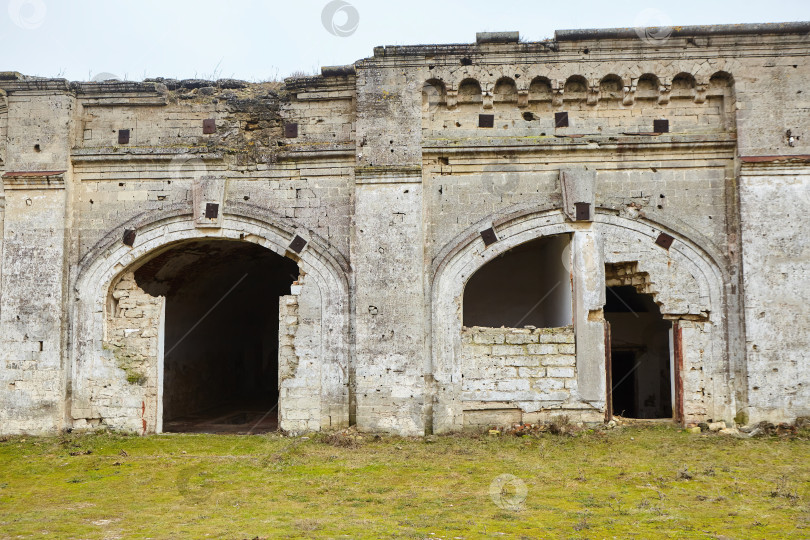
xmin=739 ymin=160 xmax=810 ymax=423
xmin=571 ymin=227 xmax=606 ymax=405
xmin=0 ymin=172 xmax=69 ymax=433
xmin=0 ymin=83 xmax=73 ymax=434
xmin=352 ymin=167 xmax=425 ymax=435
xmin=352 ymin=59 xmax=426 ymax=435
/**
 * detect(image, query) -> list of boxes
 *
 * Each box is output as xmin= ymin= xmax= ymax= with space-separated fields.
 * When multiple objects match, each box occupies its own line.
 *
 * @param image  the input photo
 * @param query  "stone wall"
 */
xmin=0 ymin=23 xmax=809 ymax=434
xmin=739 ymin=161 xmax=810 ymax=423
xmin=460 ymin=326 xmax=578 ymax=427
xmin=80 ymin=271 xmax=164 ymax=433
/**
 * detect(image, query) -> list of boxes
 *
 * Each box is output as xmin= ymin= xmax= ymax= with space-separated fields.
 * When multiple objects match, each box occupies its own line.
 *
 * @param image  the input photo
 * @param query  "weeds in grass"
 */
xmin=771 ymin=475 xmax=800 ymax=504
xmin=320 ymin=430 xmax=363 ymax=448
xmin=677 ymin=465 xmax=693 ymax=480
xmin=573 ymin=514 xmax=591 ymax=531
xmin=0 ymin=426 xmax=808 ymax=537
xmin=608 ymin=494 xmax=628 ymax=515
xmin=549 ymin=414 xmax=571 ymax=434
xmin=295 ymin=518 xmax=322 ymax=532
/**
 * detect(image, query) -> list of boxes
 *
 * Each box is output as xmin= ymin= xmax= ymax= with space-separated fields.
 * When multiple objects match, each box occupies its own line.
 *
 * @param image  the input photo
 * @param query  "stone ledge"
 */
xmin=354 ymin=165 xmax=422 ymax=184
xmin=2 ymin=170 xmax=66 ymax=190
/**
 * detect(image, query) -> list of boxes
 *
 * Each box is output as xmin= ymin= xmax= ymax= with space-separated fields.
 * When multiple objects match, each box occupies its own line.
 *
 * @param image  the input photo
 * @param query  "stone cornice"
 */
xmin=2 ymin=170 xmax=66 ymax=189
xmin=70 ymin=147 xmax=222 ymax=163
xmin=740 ymin=155 xmax=810 ymax=175
xmin=423 ymin=133 xmax=736 ymax=155
xmin=355 ymin=165 xmax=422 ymax=184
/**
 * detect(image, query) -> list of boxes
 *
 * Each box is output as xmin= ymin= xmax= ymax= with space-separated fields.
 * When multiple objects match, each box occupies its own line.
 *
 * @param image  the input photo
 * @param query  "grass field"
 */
xmin=0 ymin=425 xmax=808 ymax=539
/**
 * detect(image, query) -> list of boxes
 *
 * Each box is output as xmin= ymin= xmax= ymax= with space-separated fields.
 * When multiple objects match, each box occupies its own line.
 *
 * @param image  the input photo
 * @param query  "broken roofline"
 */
xmin=371 ymin=21 xmax=810 ymax=56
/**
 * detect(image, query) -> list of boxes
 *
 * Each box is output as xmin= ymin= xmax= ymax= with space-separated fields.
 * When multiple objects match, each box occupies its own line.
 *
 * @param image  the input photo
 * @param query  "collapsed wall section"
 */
xmin=80 ymin=271 xmax=164 ymax=433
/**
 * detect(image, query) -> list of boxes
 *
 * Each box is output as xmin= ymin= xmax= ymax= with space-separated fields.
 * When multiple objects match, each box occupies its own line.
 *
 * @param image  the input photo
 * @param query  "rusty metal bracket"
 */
xmin=574 ymin=202 xmax=591 ymax=221
xmin=202 ymin=119 xmax=216 ymax=134
xmin=122 ymin=229 xmax=136 ymax=246
xmin=655 ymin=232 xmax=674 ymax=250
xmin=480 ymin=226 xmax=498 ymax=246
xmin=478 ymin=114 xmax=494 ymax=128
xmin=288 ymin=234 xmax=307 ymax=254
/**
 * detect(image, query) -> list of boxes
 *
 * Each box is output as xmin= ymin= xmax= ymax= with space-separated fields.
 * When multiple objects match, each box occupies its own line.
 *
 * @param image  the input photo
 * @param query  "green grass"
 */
xmin=0 ymin=425 xmax=809 ymax=538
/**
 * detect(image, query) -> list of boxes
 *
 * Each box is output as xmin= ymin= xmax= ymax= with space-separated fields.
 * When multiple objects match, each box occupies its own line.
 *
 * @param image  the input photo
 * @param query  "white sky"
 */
xmin=2 ymin=0 xmax=809 ymax=82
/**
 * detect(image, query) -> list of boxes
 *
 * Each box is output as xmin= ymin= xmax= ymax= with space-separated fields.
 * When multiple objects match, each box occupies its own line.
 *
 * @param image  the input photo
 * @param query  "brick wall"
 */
xmin=460 ymin=326 xmax=580 ymax=425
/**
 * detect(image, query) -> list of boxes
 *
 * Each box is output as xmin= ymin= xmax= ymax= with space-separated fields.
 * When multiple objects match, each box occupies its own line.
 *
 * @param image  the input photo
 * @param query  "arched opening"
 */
xmin=599 ymin=74 xmax=624 ymax=100
xmin=458 ymin=78 xmax=483 ymax=105
xmin=457 ymin=233 xmax=575 ymax=428
xmin=528 ymin=76 xmax=552 ymax=101
xmin=671 ymin=72 xmax=696 ymax=98
xmin=493 ymin=77 xmax=518 ymax=103
xmin=635 ymin=74 xmax=660 ymax=100
xmin=605 ymin=263 xmax=672 ymax=419
xmin=422 ymin=79 xmax=446 ymax=111
xmin=463 ymin=234 xmax=572 ymax=328
xmin=129 ymin=239 xmax=298 ymax=432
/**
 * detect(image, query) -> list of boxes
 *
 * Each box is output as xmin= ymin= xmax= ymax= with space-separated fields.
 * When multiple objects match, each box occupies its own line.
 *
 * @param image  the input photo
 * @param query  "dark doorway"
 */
xmin=611 ymin=350 xmax=638 ymax=417
xmin=133 ymin=239 xmax=298 ymax=433
xmin=604 ymin=285 xmax=673 ymax=419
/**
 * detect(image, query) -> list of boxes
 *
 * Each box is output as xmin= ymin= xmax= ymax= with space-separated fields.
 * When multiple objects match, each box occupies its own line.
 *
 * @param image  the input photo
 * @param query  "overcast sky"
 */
xmin=2 ymin=0 xmax=809 ymax=82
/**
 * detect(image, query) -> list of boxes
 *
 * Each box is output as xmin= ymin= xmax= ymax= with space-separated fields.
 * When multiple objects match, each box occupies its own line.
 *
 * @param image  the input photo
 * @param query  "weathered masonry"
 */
xmin=1 ymin=22 xmax=809 ymax=435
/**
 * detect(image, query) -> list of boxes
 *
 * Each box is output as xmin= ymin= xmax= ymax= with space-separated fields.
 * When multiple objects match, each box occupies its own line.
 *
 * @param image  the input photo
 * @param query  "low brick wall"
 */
xmin=460 ymin=326 xmax=580 ymax=426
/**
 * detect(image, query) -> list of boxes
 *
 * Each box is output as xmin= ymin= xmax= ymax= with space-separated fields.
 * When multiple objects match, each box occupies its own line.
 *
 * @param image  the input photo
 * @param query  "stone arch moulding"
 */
xmin=68 ymin=203 xmax=351 ymax=435
xmin=429 ymin=208 xmax=733 ymax=433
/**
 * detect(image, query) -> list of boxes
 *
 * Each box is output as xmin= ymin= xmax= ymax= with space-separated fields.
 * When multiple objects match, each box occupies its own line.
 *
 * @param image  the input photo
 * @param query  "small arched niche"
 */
xmin=599 ymin=74 xmax=624 ymax=100
xmin=463 ymin=234 xmax=573 ymax=329
xmin=528 ymin=76 xmax=552 ymax=102
xmin=493 ymin=77 xmax=518 ymax=104
xmin=563 ymin=75 xmax=588 ymax=103
xmin=670 ymin=72 xmax=696 ymax=98
xmin=458 ymin=78 xmax=483 ymax=105
xmin=708 ymin=71 xmax=734 ymax=96
xmin=635 ymin=74 xmax=660 ymax=100
xmin=422 ymin=79 xmax=446 ymax=111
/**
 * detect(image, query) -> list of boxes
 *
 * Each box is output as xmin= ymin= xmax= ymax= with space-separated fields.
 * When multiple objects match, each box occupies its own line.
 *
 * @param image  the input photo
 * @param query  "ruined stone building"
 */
xmin=0 ymin=22 xmax=808 ymax=435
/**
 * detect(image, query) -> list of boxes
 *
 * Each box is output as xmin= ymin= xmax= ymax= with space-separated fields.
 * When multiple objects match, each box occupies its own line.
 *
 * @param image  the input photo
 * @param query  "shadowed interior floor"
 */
xmin=162 ymin=399 xmax=279 ymax=434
